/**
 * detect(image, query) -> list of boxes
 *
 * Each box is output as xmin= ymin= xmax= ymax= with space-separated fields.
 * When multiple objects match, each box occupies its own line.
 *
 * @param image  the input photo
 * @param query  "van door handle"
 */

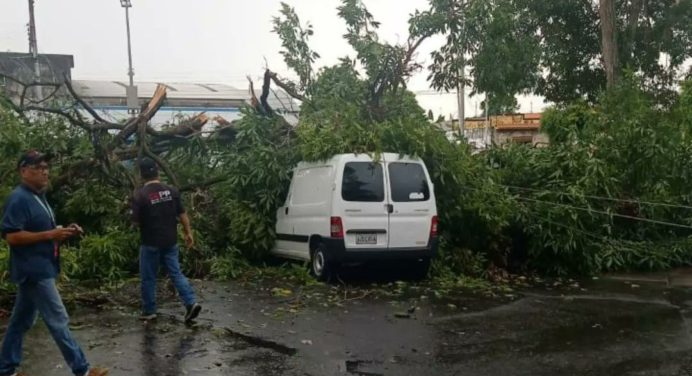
xmin=385 ymin=204 xmax=393 ymax=214
xmin=285 ymin=207 xmax=289 ymax=215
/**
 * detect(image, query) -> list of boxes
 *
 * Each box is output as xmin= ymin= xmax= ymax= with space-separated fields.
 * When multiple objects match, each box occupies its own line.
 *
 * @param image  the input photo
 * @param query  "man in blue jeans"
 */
xmin=131 ymin=158 xmax=201 ymax=323
xmin=0 ymin=150 xmax=108 ymax=376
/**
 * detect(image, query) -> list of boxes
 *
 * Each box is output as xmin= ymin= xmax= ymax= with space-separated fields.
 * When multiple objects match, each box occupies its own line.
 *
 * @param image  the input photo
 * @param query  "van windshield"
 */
xmin=342 ymin=162 xmax=385 ymax=202
xmin=388 ymin=162 xmax=430 ymax=202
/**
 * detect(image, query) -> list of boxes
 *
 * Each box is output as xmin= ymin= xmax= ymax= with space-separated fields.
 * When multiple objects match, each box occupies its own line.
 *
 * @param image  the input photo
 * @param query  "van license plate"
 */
xmin=356 ymin=234 xmax=377 ymax=245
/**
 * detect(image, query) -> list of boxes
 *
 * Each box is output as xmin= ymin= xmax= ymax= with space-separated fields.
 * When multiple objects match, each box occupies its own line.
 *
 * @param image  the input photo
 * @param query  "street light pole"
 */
xmin=120 ymin=0 xmax=138 ymax=115
xmin=27 ymin=0 xmax=41 ymax=99
xmin=456 ymin=0 xmax=466 ymax=139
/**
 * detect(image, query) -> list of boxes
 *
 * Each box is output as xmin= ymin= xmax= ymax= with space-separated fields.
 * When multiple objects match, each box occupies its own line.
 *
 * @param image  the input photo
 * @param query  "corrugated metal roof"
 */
xmin=72 ymin=79 xmax=296 ymax=109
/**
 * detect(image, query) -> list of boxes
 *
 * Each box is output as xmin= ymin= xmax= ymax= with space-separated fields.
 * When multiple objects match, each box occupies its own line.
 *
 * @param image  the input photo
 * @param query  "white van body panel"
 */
xmin=272 ymin=153 xmax=438 ymax=263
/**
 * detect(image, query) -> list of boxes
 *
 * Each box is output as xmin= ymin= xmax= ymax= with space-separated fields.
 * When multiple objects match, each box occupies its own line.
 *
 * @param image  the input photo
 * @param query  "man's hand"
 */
xmin=50 ymin=227 xmax=78 ymax=242
xmin=184 ymin=233 xmax=194 ymax=249
xmin=6 ymin=228 xmax=77 ymax=247
xmin=180 ymin=213 xmax=194 ymax=249
xmin=68 ymin=223 xmax=84 ymax=235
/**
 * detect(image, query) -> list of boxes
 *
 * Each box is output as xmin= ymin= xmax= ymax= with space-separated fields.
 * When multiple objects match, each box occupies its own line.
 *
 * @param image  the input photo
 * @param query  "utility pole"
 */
xmin=457 ymin=72 xmax=465 ymax=138
xmin=27 ymin=0 xmax=41 ymax=99
xmin=120 ymin=0 xmax=139 ymax=116
xmin=456 ymin=0 xmax=466 ymax=139
xmin=483 ymin=93 xmax=493 ymax=148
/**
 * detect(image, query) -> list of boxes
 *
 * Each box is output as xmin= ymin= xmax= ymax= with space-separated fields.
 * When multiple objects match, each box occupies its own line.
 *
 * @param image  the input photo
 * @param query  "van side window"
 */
xmin=388 ymin=163 xmax=430 ymax=202
xmin=341 ymin=162 xmax=385 ymax=202
xmin=291 ymin=167 xmax=333 ymax=205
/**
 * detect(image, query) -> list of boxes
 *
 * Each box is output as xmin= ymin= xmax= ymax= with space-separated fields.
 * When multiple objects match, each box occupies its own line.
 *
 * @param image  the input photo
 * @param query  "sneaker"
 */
xmin=84 ymin=368 xmax=109 ymax=376
xmin=184 ymin=303 xmax=201 ymax=323
xmin=139 ymin=312 xmax=157 ymax=321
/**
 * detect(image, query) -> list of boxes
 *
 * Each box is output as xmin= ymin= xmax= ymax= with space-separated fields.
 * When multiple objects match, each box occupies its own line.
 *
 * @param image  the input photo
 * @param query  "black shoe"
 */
xmin=184 ymin=303 xmax=201 ymax=322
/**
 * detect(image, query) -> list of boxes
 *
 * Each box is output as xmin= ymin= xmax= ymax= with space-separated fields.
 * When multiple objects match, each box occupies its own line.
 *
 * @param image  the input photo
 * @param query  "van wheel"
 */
xmin=311 ymin=244 xmax=336 ymax=282
xmin=410 ymin=258 xmax=431 ymax=281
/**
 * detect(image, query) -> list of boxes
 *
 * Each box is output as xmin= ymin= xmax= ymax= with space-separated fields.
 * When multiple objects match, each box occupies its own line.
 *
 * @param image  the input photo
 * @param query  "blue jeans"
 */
xmin=140 ymin=244 xmax=196 ymax=315
xmin=0 ymin=278 xmax=89 ymax=376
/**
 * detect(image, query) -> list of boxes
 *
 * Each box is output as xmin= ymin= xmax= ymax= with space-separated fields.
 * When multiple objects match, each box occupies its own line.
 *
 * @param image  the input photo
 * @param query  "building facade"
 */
xmin=437 ymin=113 xmax=548 ymax=149
xmin=0 ymin=52 xmax=74 ymax=100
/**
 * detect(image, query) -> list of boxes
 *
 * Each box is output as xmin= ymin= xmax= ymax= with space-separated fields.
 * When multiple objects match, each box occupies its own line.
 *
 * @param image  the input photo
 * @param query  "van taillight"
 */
xmin=331 ymin=216 xmax=344 ymax=239
xmin=430 ymin=215 xmax=439 ymax=238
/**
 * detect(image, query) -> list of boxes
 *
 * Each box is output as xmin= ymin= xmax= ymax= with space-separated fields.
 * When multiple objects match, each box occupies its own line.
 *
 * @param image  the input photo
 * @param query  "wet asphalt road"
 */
xmin=2 ymin=275 xmax=692 ymax=376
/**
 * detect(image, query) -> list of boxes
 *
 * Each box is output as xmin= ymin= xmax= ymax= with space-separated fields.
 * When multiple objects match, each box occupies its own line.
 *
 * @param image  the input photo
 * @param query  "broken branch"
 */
xmin=260 ymin=70 xmax=274 ymax=116
xmin=64 ymin=75 xmax=121 ymax=128
xmin=267 ymin=70 xmax=306 ymax=102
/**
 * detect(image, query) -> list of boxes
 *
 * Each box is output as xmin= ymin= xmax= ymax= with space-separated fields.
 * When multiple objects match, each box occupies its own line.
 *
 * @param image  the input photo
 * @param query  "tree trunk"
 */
xmin=625 ymin=0 xmax=644 ymax=61
xmin=599 ymin=0 xmax=620 ymax=88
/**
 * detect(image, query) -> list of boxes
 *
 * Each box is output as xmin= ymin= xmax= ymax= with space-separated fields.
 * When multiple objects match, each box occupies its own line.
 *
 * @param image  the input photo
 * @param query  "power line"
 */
xmin=515 ymin=195 xmax=692 ymax=230
xmin=493 ymin=194 xmax=692 ymax=252
xmin=510 ymin=198 xmax=692 ymax=246
xmin=460 ymin=185 xmax=692 ymax=231
xmin=499 ymin=184 xmax=692 ymax=211
xmin=459 ymin=185 xmax=692 ymax=261
xmin=480 ymin=196 xmax=688 ymax=260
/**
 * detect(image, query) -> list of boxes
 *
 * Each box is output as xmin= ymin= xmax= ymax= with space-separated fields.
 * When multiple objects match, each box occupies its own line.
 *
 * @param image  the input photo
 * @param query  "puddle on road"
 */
xmin=12 ymin=310 xmax=302 ymax=376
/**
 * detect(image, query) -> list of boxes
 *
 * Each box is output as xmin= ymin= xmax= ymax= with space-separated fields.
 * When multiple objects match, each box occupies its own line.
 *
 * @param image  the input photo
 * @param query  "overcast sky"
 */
xmin=1 ymin=0 xmax=546 ymax=118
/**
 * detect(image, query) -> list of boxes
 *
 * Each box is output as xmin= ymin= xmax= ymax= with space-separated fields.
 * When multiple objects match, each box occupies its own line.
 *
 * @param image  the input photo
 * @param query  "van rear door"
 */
xmin=385 ymin=160 xmax=435 ymax=249
xmin=338 ymin=160 xmax=389 ymax=250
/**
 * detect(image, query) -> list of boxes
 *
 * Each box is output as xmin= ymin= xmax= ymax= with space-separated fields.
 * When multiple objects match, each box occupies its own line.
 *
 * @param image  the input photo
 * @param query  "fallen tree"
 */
xmin=5 ymin=0 xmax=691 ymax=287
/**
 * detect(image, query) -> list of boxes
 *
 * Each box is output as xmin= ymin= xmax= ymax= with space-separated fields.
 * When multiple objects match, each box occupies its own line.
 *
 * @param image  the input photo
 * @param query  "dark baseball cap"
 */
xmin=17 ymin=149 xmax=50 ymax=170
xmin=138 ymin=158 xmax=159 ymax=177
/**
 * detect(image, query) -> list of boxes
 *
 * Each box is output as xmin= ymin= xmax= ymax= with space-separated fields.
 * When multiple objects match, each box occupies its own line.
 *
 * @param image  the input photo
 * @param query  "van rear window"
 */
xmin=388 ymin=163 xmax=430 ymax=202
xmin=342 ymin=162 xmax=385 ymax=202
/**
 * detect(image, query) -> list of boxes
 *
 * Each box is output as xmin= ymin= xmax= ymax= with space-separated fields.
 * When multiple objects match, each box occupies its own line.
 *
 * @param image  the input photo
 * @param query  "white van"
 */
xmin=272 ymin=153 xmax=438 ymax=281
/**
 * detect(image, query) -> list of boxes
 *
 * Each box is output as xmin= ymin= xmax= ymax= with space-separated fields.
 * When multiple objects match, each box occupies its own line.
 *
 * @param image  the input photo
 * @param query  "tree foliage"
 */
xmin=488 ymin=78 xmax=692 ymax=274
xmin=272 ymin=3 xmax=320 ymax=94
xmin=416 ymin=0 xmax=692 ymax=107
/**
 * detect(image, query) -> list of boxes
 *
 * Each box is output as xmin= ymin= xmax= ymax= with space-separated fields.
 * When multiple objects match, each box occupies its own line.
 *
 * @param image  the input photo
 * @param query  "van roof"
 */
xmin=332 ymin=152 xmax=423 ymax=162
xmin=294 ymin=153 xmax=424 ymax=170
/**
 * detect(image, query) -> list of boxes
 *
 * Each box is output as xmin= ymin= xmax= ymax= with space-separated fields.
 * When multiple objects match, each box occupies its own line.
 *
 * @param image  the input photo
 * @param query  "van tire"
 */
xmin=311 ymin=243 xmax=336 ymax=282
xmin=410 ymin=258 xmax=431 ymax=281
